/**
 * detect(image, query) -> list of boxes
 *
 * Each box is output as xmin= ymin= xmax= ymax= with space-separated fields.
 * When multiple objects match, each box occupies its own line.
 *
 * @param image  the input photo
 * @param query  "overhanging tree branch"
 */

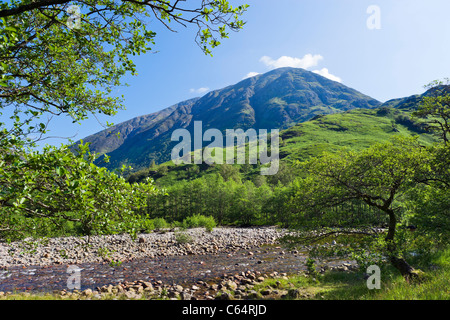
xmin=0 ymin=0 xmax=70 ymax=18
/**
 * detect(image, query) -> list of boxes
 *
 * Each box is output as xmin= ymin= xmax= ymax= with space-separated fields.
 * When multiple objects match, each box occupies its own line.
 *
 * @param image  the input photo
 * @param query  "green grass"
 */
xmin=253 ymin=247 xmax=450 ymax=300
xmin=127 ymin=107 xmax=437 ymax=185
xmin=279 ymin=108 xmax=437 ymax=164
xmin=2 ymin=247 xmax=449 ymax=300
xmin=324 ymin=247 xmax=450 ymax=300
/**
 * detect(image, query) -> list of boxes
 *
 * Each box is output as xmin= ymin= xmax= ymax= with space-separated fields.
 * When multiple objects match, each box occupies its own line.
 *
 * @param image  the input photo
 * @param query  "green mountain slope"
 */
xmin=128 ymin=96 xmax=435 ymax=186
xmin=276 ymin=88 xmax=435 ymax=163
xmin=78 ymin=67 xmax=381 ymax=171
xmin=278 ymin=107 xmax=434 ymax=163
xmin=78 ymin=97 xmax=200 ymax=166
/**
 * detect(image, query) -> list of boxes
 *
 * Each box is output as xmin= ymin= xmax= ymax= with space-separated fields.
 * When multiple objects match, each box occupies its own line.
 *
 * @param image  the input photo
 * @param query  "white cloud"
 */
xmin=243 ymin=72 xmax=261 ymax=79
xmin=260 ymin=54 xmax=324 ymax=70
xmin=244 ymin=53 xmax=343 ymax=85
xmin=189 ymin=87 xmax=210 ymax=95
xmin=312 ymin=68 xmax=342 ymax=83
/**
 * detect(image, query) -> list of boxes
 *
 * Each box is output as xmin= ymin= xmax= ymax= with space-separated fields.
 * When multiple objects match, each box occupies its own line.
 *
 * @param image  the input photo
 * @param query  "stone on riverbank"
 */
xmin=0 ymin=227 xmax=286 ymax=268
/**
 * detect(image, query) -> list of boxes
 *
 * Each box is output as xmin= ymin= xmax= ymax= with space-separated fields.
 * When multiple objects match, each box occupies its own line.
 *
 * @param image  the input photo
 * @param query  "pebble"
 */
xmin=0 ymin=227 xmax=358 ymax=300
xmin=0 ymin=227 xmax=286 ymax=268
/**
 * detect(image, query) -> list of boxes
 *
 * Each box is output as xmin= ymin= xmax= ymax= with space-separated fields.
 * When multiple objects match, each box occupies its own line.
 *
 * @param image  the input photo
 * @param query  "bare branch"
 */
xmin=0 ymin=0 xmax=70 ymax=18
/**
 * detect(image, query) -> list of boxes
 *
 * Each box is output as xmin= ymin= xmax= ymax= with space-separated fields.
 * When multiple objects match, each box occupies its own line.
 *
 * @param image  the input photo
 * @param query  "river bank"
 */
xmin=0 ymin=227 xmax=286 ymax=268
xmin=0 ymin=227 xmax=358 ymax=299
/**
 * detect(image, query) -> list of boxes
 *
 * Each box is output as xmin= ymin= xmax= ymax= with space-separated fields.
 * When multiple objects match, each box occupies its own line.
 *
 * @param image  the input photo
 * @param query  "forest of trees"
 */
xmin=130 ymin=163 xmax=389 ymax=230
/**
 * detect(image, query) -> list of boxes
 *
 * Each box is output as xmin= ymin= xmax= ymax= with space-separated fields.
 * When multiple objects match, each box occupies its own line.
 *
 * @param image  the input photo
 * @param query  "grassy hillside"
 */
xmin=126 ymin=105 xmax=436 ymax=186
xmin=278 ymin=107 xmax=434 ymax=163
xmin=79 ymin=67 xmax=381 ymax=171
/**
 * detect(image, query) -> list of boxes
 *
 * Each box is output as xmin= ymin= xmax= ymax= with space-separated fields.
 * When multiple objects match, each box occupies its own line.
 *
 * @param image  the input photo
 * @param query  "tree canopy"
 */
xmin=0 ymin=0 xmax=248 ymax=147
xmin=413 ymin=80 xmax=450 ymax=144
xmin=290 ymin=136 xmax=432 ymax=279
xmin=0 ymin=0 xmax=248 ymax=241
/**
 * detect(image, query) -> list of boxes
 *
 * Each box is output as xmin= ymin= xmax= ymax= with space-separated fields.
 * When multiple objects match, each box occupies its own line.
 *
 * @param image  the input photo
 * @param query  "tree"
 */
xmin=412 ymin=79 xmax=450 ymax=144
xmin=406 ymin=81 xmax=450 ymax=245
xmin=0 ymin=0 xmax=248 ymax=147
xmin=406 ymin=184 xmax=450 ymax=246
xmin=156 ymin=164 xmax=168 ymax=176
xmin=218 ymin=163 xmax=241 ymax=182
xmin=0 ymin=142 xmax=159 ymax=240
xmin=266 ymin=161 xmax=296 ymax=186
xmin=412 ymin=80 xmax=450 ymax=188
xmin=0 ymin=1 xmax=247 ymax=239
xmin=291 ymin=136 xmax=430 ymax=280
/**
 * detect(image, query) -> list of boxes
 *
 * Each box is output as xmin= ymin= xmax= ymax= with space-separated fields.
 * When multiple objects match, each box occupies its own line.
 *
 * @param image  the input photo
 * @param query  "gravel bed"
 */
xmin=0 ymin=227 xmax=286 ymax=268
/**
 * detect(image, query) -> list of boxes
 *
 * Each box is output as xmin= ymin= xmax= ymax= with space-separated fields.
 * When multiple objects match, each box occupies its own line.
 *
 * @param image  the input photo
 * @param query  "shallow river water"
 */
xmin=0 ymin=245 xmax=354 ymax=293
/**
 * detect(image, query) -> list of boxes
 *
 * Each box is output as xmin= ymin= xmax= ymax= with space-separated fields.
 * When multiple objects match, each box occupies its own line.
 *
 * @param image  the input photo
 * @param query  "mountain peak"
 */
xmin=80 ymin=68 xmax=381 ymax=170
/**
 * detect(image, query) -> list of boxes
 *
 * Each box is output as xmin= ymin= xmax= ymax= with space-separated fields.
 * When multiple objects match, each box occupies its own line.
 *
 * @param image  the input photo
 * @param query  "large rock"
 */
xmin=225 ymin=280 xmax=238 ymax=291
xmin=180 ymin=292 xmax=192 ymax=300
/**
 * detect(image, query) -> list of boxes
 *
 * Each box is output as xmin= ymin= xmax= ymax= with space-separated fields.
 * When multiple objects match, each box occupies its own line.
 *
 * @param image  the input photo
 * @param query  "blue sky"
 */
xmin=38 ymin=0 xmax=450 ymax=147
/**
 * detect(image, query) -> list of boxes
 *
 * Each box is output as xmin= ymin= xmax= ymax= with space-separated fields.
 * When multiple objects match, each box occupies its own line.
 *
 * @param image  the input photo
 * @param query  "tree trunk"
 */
xmin=389 ymin=256 xmax=419 ymax=281
xmin=385 ymin=209 xmax=396 ymax=242
xmin=385 ymin=209 xmax=419 ymax=281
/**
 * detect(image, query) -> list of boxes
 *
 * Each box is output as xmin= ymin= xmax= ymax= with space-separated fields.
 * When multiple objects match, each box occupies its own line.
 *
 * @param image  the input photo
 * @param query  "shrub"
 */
xmin=175 ymin=231 xmax=194 ymax=244
xmin=394 ymin=114 xmax=428 ymax=133
xmin=140 ymin=218 xmax=155 ymax=232
xmin=306 ymin=257 xmax=320 ymax=279
xmin=152 ymin=218 xmax=169 ymax=231
xmin=182 ymin=214 xmax=216 ymax=232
